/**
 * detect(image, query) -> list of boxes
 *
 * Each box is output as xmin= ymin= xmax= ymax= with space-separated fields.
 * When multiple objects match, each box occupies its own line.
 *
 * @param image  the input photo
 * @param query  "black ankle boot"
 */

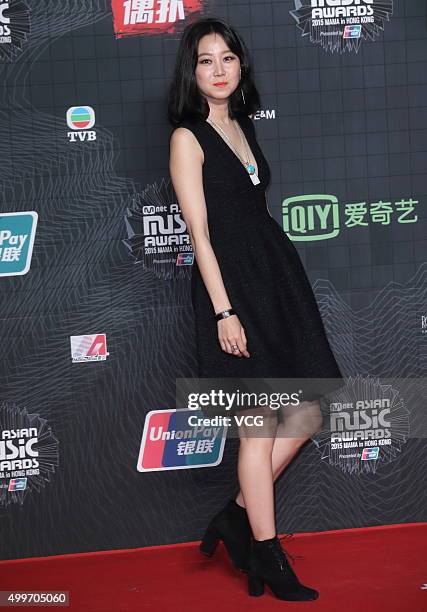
xmin=247 ymin=535 xmax=319 ymax=601
xmin=199 ymin=499 xmax=252 ymax=572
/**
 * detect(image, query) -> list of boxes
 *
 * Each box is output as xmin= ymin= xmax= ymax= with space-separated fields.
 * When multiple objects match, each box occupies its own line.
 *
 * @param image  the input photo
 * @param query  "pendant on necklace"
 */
xmin=250 ymin=173 xmax=261 ymax=185
xmin=245 ymin=162 xmax=260 ymax=185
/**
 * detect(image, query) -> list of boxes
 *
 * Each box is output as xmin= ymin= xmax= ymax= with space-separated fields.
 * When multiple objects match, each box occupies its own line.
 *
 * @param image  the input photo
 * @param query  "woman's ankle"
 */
xmin=253 ymin=533 xmax=277 ymax=543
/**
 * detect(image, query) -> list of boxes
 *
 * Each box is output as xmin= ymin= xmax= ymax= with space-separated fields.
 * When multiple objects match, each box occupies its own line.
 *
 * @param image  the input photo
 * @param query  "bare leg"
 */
xmin=235 ymin=399 xmax=323 ymax=508
xmin=236 ymin=407 xmax=278 ymax=540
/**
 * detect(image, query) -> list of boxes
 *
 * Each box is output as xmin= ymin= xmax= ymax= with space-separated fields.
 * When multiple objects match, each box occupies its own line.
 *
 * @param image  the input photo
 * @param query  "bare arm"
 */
xmin=169 ymin=126 xmax=249 ymax=357
xmin=169 ymin=127 xmax=231 ymax=314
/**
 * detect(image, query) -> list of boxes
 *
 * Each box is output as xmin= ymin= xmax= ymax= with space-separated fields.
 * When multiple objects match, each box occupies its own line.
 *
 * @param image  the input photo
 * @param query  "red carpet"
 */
xmin=1 ymin=523 xmax=426 ymax=611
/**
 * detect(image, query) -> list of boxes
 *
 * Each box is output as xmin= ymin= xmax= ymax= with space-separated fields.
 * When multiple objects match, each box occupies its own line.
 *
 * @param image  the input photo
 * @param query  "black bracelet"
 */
xmin=215 ymin=308 xmax=236 ymax=321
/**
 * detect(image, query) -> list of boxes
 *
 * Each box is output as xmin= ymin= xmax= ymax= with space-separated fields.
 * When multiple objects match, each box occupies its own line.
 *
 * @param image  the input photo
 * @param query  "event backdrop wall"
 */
xmin=0 ymin=1 xmax=426 ymax=560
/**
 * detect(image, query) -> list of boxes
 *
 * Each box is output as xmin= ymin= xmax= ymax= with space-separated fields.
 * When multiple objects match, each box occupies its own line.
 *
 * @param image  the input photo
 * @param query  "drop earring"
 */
xmin=240 ymin=68 xmax=245 ymax=105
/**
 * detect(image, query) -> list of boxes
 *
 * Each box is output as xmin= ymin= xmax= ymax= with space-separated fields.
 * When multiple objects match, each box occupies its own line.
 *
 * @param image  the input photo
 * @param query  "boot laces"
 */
xmin=276 ymin=533 xmax=304 ymax=569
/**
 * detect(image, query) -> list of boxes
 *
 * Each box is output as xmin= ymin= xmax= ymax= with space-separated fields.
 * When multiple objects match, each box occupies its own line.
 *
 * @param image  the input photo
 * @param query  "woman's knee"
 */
xmin=239 ymin=435 xmax=275 ymax=455
xmin=279 ymin=400 xmax=323 ymax=438
xmin=236 ymin=406 xmax=278 ymax=440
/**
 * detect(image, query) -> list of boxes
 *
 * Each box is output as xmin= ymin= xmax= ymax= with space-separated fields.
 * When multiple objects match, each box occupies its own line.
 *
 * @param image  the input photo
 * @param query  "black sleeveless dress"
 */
xmin=178 ymin=114 xmax=343 ymax=410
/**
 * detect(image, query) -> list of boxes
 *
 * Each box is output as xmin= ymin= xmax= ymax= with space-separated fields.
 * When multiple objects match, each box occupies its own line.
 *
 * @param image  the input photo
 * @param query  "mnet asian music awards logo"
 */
xmin=0 ymin=402 xmax=60 ymax=509
xmin=70 ymin=334 xmax=109 ymax=363
xmin=312 ymin=375 xmax=409 ymax=476
xmin=123 ymin=181 xmax=194 ymax=280
xmin=137 ymin=409 xmax=227 ymax=471
xmin=0 ymin=1 xmax=30 ymax=60
xmin=290 ymin=1 xmax=393 ymax=53
xmin=66 ymin=106 xmax=97 ymax=143
xmin=0 ymin=2 xmax=11 ymax=43
xmin=0 ymin=212 xmax=38 ymax=277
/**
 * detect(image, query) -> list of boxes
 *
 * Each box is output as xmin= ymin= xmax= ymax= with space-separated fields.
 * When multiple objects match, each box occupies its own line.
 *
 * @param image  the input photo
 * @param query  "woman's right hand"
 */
xmin=217 ymin=315 xmax=250 ymax=358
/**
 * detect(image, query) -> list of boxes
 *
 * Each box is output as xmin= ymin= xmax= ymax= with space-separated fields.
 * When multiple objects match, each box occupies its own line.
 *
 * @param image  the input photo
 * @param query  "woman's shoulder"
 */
xmin=170 ymin=117 xmax=204 ymax=145
xmin=174 ymin=115 xmax=204 ymax=131
xmin=170 ymin=118 xmax=205 ymax=162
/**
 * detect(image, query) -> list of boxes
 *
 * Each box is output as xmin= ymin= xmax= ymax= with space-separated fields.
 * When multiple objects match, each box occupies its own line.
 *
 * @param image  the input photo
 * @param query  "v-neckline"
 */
xmin=204 ymin=116 xmax=260 ymax=183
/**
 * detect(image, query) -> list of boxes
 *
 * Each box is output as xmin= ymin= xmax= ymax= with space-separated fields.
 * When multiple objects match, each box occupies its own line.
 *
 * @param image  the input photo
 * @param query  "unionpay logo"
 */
xmin=70 ymin=334 xmax=109 ymax=363
xmin=8 ymin=477 xmax=27 ymax=492
xmin=282 ymin=195 xmax=339 ymax=241
xmin=137 ymin=409 xmax=227 ymax=472
xmin=176 ymin=253 xmax=194 ymax=266
xmin=66 ymin=106 xmax=97 ymax=142
xmin=0 ymin=212 xmax=38 ymax=277
xmin=343 ymin=24 xmax=362 ymax=39
xmin=361 ymin=447 xmax=380 ymax=461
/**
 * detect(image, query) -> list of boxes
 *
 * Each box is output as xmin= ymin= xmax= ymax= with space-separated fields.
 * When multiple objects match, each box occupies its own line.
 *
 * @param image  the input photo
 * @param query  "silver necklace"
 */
xmin=206 ymin=117 xmax=261 ymax=185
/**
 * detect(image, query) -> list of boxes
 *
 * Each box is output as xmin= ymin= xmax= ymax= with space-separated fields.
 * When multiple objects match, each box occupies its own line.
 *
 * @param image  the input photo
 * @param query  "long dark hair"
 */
xmin=167 ymin=17 xmax=261 ymax=126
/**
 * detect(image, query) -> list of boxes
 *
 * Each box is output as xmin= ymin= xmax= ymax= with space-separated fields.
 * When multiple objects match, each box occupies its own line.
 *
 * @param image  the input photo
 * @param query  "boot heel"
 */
xmin=199 ymin=526 xmax=220 ymax=557
xmin=248 ymin=574 xmax=265 ymax=597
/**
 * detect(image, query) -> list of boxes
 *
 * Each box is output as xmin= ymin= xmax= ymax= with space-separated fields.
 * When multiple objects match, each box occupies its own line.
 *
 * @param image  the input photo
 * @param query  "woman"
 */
xmin=168 ymin=17 xmax=343 ymax=601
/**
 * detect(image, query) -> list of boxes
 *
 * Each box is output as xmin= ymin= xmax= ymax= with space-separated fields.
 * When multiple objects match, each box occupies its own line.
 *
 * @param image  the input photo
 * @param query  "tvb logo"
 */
xmin=282 ymin=194 xmax=340 ymax=241
xmin=66 ymin=106 xmax=96 ymax=142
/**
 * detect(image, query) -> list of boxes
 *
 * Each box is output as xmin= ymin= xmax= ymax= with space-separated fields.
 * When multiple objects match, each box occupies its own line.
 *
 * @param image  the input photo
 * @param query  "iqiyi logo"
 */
xmin=283 ymin=195 xmax=339 ymax=241
xmin=0 ymin=212 xmax=38 ymax=277
xmin=283 ymin=194 xmax=418 ymax=241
